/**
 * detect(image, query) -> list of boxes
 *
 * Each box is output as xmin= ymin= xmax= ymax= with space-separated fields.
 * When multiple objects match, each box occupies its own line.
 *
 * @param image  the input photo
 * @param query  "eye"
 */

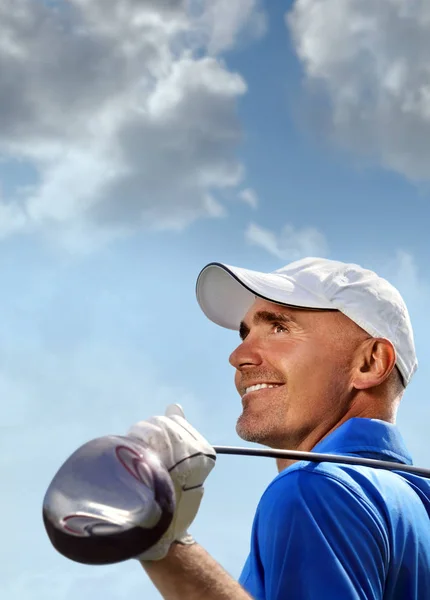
xmin=273 ymin=322 xmax=289 ymax=334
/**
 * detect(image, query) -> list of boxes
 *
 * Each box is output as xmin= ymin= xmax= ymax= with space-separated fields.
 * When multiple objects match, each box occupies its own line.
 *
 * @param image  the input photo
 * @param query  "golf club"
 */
xmin=43 ymin=435 xmax=430 ymax=566
xmin=214 ymin=446 xmax=430 ymax=478
xmin=43 ymin=435 xmax=176 ymax=565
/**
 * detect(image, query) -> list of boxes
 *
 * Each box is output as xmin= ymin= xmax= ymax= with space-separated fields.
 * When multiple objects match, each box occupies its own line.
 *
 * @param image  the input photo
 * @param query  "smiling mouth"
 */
xmin=242 ymin=383 xmax=284 ymax=397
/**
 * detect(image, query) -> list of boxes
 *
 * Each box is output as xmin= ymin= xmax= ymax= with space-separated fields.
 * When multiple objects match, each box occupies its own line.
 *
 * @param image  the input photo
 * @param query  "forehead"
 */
xmin=242 ymin=297 xmax=307 ymax=322
xmin=241 ymin=297 xmax=344 ymax=331
xmin=241 ymin=297 xmax=368 ymax=344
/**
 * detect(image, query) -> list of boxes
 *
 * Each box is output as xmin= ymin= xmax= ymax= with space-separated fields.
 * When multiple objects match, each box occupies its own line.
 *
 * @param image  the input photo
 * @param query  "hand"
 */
xmin=127 ymin=405 xmax=216 ymax=561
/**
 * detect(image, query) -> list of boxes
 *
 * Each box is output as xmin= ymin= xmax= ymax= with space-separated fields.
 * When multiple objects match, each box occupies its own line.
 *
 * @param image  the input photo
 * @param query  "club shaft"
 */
xmin=213 ymin=445 xmax=430 ymax=479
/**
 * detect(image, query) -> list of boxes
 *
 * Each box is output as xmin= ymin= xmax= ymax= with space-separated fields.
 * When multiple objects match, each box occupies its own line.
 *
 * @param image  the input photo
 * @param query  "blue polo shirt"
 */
xmin=239 ymin=418 xmax=430 ymax=599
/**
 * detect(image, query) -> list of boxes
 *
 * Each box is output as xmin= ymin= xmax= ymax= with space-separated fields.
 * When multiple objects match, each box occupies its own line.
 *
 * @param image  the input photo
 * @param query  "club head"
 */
xmin=42 ymin=435 xmax=175 ymax=565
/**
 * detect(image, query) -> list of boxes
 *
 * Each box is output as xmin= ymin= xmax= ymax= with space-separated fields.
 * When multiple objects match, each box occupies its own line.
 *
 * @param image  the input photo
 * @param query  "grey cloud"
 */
xmin=89 ymin=57 xmax=245 ymax=228
xmin=287 ymin=0 xmax=430 ymax=181
xmin=0 ymin=2 xmax=139 ymax=145
xmin=0 ymin=0 xmax=261 ymax=244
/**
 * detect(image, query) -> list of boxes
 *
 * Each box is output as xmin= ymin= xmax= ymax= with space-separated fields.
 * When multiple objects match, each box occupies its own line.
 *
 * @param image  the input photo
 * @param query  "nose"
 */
xmin=229 ymin=337 xmax=263 ymax=370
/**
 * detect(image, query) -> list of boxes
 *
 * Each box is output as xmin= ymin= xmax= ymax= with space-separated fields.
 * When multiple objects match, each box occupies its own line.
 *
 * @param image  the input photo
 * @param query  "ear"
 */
xmin=352 ymin=338 xmax=397 ymax=390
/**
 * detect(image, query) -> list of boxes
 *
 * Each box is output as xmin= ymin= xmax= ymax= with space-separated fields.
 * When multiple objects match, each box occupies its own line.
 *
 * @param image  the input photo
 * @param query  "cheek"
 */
xmin=234 ymin=370 xmax=240 ymax=388
xmin=279 ymin=346 xmax=329 ymax=391
xmin=262 ymin=340 xmax=300 ymax=371
xmin=287 ymin=346 xmax=350 ymax=402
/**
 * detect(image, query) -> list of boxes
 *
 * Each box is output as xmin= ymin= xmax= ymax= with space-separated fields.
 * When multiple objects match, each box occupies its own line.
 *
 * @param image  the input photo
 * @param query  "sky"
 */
xmin=2 ymin=1 xmax=430 ymax=598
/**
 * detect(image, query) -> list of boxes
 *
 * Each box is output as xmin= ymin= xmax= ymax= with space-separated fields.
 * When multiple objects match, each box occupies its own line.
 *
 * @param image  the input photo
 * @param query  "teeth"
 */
xmin=244 ymin=383 xmax=279 ymax=394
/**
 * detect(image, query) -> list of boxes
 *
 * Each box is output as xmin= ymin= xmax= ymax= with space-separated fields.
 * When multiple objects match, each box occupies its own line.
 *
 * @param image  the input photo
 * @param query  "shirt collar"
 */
xmin=312 ymin=418 xmax=413 ymax=465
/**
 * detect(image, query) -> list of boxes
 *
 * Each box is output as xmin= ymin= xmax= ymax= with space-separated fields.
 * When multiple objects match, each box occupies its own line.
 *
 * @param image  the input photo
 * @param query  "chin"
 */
xmin=236 ymin=411 xmax=303 ymax=449
xmin=236 ymin=414 xmax=275 ymax=446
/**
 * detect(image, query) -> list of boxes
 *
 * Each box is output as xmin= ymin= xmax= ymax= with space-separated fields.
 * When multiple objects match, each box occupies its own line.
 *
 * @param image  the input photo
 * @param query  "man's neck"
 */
xmin=275 ymin=406 xmax=396 ymax=473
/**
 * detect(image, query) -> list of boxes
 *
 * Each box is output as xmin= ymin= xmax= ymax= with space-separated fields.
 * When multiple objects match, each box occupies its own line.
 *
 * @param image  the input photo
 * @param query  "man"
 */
xmin=129 ymin=257 xmax=430 ymax=599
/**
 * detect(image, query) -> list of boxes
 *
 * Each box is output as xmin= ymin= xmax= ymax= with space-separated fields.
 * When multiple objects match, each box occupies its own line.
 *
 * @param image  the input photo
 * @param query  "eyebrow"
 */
xmin=239 ymin=310 xmax=299 ymax=340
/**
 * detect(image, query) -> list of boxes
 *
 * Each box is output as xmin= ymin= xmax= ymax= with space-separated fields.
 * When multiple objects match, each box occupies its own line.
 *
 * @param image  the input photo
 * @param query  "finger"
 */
xmin=166 ymin=416 xmax=215 ymax=454
xmin=165 ymin=404 xmax=185 ymax=419
xmin=127 ymin=420 xmax=167 ymax=448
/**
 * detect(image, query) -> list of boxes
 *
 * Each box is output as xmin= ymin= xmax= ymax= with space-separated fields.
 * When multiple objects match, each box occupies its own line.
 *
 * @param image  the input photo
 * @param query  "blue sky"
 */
xmin=2 ymin=1 xmax=430 ymax=598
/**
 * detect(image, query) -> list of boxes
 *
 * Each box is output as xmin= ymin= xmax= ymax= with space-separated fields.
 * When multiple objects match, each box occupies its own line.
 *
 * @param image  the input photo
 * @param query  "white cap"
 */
xmin=196 ymin=257 xmax=417 ymax=386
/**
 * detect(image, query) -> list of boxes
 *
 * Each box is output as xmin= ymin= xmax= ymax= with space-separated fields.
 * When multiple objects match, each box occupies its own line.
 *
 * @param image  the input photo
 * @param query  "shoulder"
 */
xmin=261 ymin=460 xmax=375 ymax=501
xmin=248 ymin=463 xmax=395 ymax=599
xmin=261 ymin=458 xmax=402 ymax=503
xmin=256 ymin=461 xmax=390 ymax=538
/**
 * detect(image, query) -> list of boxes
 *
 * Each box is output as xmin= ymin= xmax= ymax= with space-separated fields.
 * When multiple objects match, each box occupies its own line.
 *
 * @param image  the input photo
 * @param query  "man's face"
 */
xmin=229 ymin=297 xmax=368 ymax=449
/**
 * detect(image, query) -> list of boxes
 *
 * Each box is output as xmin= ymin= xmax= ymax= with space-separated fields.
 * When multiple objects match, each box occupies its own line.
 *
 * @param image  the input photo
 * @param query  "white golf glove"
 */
xmin=126 ymin=404 xmax=216 ymax=561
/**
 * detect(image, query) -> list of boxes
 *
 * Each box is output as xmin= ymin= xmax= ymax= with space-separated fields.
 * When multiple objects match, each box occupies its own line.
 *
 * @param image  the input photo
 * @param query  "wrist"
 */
xmin=137 ymin=532 xmax=196 ymax=564
xmin=176 ymin=531 xmax=196 ymax=546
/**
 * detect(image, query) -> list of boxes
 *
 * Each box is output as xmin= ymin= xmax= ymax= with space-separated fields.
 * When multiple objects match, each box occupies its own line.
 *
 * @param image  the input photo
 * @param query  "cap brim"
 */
xmin=196 ymin=262 xmax=333 ymax=330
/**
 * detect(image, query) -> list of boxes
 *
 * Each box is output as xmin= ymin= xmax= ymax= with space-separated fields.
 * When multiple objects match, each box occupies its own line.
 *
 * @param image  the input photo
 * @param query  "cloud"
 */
xmin=237 ymin=187 xmax=258 ymax=209
xmin=287 ymin=0 xmax=430 ymax=181
xmin=195 ymin=0 xmax=268 ymax=55
xmin=245 ymin=222 xmax=329 ymax=260
xmin=0 ymin=0 xmax=265 ymax=247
